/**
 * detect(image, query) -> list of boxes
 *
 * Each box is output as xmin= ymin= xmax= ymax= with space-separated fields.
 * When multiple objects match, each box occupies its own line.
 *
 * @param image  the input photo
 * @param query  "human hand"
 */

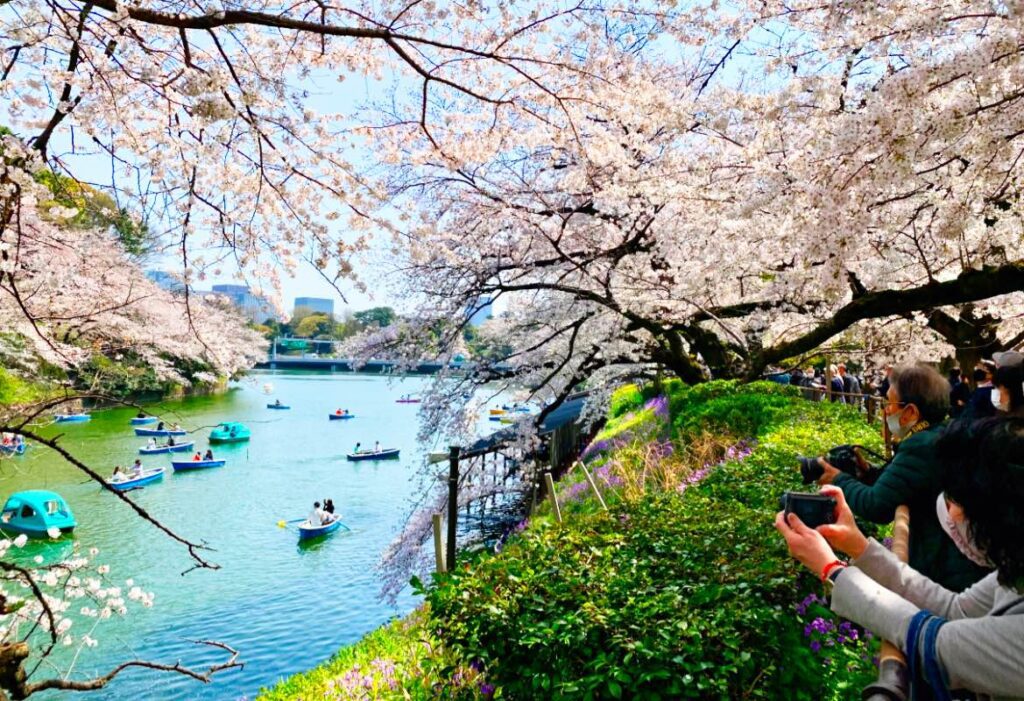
xmin=774 ymin=510 xmax=838 ymax=577
xmin=816 ymin=458 xmax=841 ymax=485
xmin=816 ymin=485 xmax=869 ymax=559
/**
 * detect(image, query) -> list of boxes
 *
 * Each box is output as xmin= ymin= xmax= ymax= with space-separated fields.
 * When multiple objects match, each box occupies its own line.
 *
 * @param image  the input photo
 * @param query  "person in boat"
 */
xmin=343 ymin=409 xmax=349 ymax=415
xmin=136 ymin=410 xmax=146 ymax=418
xmin=111 ymin=465 xmax=125 ymax=482
xmin=1 ymin=434 xmax=10 ymax=446
xmin=324 ymin=498 xmax=335 ymax=515
xmin=274 ymin=399 xmax=281 ymax=406
xmin=171 ymin=423 xmax=181 ymax=431
xmin=374 ymin=440 xmax=381 ymax=453
xmin=167 ymin=436 xmax=176 ymax=447
xmin=146 ymin=437 xmax=157 ymax=449
xmin=157 ymin=421 xmax=165 ymax=431
xmin=307 ymin=501 xmax=325 ymax=527
xmin=354 ymin=442 xmax=362 ymax=454
xmin=335 ymin=408 xmax=343 ymax=416
xmin=193 ymin=452 xmax=202 ymax=461
xmin=131 ymin=459 xmax=143 ymax=476
xmin=203 ymin=449 xmax=213 ymax=461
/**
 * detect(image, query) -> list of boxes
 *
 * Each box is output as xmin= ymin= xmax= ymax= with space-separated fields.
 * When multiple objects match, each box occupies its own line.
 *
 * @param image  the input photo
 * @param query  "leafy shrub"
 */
xmin=608 ymin=384 xmax=644 ymax=418
xmin=423 ymin=381 xmax=880 ymax=700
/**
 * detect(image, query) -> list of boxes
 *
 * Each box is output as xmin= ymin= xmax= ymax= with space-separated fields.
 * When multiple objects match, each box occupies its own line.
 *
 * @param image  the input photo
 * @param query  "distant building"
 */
xmin=293 ymin=297 xmax=334 ymax=317
xmin=467 ymin=295 xmax=493 ymax=327
xmin=145 ymin=270 xmax=184 ymax=293
xmin=211 ymin=284 xmax=273 ymax=322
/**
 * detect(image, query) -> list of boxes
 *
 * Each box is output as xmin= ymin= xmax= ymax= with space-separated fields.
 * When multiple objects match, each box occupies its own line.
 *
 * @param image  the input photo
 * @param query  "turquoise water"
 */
xmin=1 ymin=372 xmax=454 ymax=699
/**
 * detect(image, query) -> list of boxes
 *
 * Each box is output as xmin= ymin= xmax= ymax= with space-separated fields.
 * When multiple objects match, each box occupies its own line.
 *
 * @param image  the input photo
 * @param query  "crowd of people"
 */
xmin=775 ymin=354 xmax=1024 ymax=700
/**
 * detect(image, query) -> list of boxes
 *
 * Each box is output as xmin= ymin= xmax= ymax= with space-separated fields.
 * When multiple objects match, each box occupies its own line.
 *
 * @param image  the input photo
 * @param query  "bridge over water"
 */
xmin=257 ymin=337 xmax=509 ymax=374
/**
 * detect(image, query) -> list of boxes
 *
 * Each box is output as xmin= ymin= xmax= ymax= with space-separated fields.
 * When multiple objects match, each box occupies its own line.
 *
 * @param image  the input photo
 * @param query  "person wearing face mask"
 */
xmin=964 ymin=360 xmax=998 ymax=420
xmin=991 ymin=352 xmax=1024 ymax=417
xmin=777 ymin=417 xmax=1024 ymax=701
xmin=812 ymin=363 xmax=991 ymax=591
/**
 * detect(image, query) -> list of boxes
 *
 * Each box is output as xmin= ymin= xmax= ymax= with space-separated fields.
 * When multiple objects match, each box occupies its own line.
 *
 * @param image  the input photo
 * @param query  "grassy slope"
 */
xmin=260 ymin=381 xmax=884 ymax=700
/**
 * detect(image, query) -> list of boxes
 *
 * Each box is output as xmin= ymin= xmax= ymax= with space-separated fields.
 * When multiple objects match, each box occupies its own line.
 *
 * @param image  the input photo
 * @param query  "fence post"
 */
xmin=432 ymin=514 xmax=446 ymax=573
xmin=825 ymin=361 xmax=834 ymax=402
xmin=446 ymin=446 xmax=460 ymax=570
xmin=544 ymin=471 xmax=562 ymax=523
xmin=862 ymin=506 xmax=910 ymax=700
xmin=577 ymin=460 xmax=608 ymax=511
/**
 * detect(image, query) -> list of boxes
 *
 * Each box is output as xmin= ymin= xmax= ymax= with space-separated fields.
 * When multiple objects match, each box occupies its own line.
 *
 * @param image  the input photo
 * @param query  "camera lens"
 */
xmin=798 ymin=456 xmax=824 ymax=484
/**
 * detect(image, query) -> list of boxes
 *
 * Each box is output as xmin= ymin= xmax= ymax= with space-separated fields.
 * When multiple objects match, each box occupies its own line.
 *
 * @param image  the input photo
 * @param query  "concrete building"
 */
xmin=145 ymin=270 xmax=185 ymax=293
xmin=293 ymin=297 xmax=334 ymax=317
xmin=211 ymin=284 xmax=273 ymax=323
xmin=467 ymin=295 xmax=493 ymax=326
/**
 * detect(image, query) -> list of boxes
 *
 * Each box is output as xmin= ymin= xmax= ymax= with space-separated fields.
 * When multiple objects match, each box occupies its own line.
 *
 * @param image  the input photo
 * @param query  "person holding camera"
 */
xmin=776 ymin=417 xmax=1024 ymax=701
xmin=810 ymin=364 xmax=990 ymax=591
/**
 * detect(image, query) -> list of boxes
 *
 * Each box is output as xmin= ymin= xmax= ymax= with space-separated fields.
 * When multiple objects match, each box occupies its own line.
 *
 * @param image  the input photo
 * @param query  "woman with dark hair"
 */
xmin=992 ymin=363 xmax=1024 ymax=417
xmin=777 ymin=417 xmax=1024 ymax=700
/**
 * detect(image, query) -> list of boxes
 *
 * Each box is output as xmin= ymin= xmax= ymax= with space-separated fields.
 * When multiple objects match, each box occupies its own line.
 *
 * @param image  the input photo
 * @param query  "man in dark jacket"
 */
xmin=948 ymin=367 xmax=971 ymax=418
xmin=963 ymin=360 xmax=997 ymax=420
xmin=813 ymin=363 xmax=991 ymax=591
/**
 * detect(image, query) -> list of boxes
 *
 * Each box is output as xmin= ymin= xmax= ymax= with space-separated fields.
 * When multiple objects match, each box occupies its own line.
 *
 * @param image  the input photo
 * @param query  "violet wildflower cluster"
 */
xmin=677 ymin=439 xmax=756 ymax=495
xmin=643 ymin=395 xmax=670 ymax=420
xmin=796 ymin=593 xmax=876 ymax=669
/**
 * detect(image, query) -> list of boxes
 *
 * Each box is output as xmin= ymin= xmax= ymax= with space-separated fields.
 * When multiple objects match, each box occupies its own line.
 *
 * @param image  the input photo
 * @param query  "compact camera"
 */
xmin=779 ymin=491 xmax=838 ymax=530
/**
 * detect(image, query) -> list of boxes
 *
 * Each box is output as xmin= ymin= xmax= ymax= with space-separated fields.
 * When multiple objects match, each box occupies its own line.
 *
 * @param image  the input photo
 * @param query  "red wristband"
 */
xmin=821 ymin=560 xmax=845 ymax=582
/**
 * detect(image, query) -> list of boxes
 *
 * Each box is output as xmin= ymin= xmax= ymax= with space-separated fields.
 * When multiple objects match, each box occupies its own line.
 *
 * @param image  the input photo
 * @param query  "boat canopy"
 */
xmin=1 ymin=490 xmax=76 ymax=535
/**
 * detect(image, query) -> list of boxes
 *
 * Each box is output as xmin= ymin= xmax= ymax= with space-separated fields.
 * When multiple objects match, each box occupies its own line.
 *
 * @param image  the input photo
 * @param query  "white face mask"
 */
xmin=992 ymin=387 xmax=1010 ymax=412
xmin=936 ymin=494 xmax=993 ymax=568
xmin=886 ymin=412 xmax=907 ymax=439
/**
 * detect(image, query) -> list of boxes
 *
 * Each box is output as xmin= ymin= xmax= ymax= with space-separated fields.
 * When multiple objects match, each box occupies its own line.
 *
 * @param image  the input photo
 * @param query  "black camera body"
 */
xmin=797 ymin=444 xmax=883 ymax=485
xmin=779 ymin=492 xmax=837 ymax=529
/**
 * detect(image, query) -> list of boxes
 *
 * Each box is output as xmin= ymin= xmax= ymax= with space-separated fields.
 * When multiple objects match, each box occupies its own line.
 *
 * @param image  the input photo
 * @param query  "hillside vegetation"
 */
xmin=262 ymin=381 xmax=885 ymax=700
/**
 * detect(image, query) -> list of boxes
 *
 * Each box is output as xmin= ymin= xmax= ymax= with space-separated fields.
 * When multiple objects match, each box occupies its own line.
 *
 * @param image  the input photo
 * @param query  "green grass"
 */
xmin=262 ymin=381 xmax=883 ymax=700
xmin=0 ymin=367 xmax=60 ymax=407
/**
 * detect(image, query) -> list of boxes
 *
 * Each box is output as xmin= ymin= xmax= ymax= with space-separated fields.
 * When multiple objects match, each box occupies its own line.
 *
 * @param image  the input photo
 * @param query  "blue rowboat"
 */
xmin=108 ymin=468 xmax=165 ymax=491
xmin=134 ymin=427 xmax=187 ymax=437
xmin=298 ymin=519 xmax=342 ymax=540
xmin=55 ymin=414 xmax=90 ymax=423
xmin=171 ymin=459 xmax=226 ymax=471
xmin=0 ymin=442 xmax=26 ymax=456
xmin=267 ymin=403 xmax=290 ymax=410
xmin=346 ymin=448 xmax=399 ymax=462
xmin=138 ymin=440 xmax=195 ymax=455
xmin=130 ymin=416 xmax=158 ymax=425
xmin=328 ymin=413 xmax=355 ymax=420
xmin=0 ymin=491 xmax=76 ymax=538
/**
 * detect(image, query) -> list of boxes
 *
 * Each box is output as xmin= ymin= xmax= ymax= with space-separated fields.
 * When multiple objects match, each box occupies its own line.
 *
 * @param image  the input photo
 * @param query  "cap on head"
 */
xmin=993 ymin=351 xmax=1024 ymax=369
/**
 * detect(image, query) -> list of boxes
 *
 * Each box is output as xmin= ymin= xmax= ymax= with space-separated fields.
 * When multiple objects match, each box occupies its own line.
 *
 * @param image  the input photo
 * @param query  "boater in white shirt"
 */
xmin=307 ymin=501 xmax=324 ymax=527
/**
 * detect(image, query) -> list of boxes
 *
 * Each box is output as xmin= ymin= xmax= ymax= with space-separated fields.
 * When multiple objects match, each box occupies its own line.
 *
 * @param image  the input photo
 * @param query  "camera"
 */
xmin=797 ymin=444 xmax=883 ymax=485
xmin=779 ymin=492 xmax=837 ymax=529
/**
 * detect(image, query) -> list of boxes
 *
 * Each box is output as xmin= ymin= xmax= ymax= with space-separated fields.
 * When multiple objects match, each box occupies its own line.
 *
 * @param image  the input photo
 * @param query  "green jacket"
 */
xmin=833 ymin=424 xmax=991 ymax=592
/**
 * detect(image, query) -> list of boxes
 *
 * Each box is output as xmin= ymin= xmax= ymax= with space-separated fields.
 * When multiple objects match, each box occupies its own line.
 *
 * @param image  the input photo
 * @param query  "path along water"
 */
xmin=1 ymin=371 xmax=465 ymax=700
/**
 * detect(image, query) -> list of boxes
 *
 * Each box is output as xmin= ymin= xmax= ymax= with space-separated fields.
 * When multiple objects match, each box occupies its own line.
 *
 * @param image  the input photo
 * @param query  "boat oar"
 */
xmin=277 ymin=518 xmax=305 ymax=528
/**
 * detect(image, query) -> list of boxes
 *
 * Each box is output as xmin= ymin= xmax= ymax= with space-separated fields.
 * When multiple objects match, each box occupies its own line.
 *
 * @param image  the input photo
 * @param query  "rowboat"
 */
xmin=108 ymin=468 xmax=165 ymax=491
xmin=267 ymin=403 xmax=290 ymax=410
xmin=135 ymin=427 xmax=187 ymax=437
xmin=489 ymin=409 xmax=505 ymax=416
xmin=208 ymin=422 xmax=250 ymax=444
xmin=130 ymin=416 xmax=158 ymax=425
xmin=395 ymin=398 xmax=421 ymax=404
xmin=298 ymin=519 xmax=342 ymax=540
xmin=138 ymin=441 xmax=194 ymax=455
xmin=488 ymin=416 xmax=503 ymax=422
xmin=0 ymin=442 xmax=26 ymax=456
xmin=55 ymin=414 xmax=90 ymax=423
xmin=328 ymin=413 xmax=355 ymax=420
xmin=346 ymin=448 xmax=400 ymax=461
xmin=0 ymin=491 xmax=75 ymax=538
xmin=171 ymin=459 xmax=226 ymax=471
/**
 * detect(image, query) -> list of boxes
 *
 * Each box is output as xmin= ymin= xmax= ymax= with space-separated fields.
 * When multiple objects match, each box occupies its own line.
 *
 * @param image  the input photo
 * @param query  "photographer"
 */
xmin=776 ymin=417 xmax=1024 ymax=701
xmin=812 ymin=364 xmax=990 ymax=591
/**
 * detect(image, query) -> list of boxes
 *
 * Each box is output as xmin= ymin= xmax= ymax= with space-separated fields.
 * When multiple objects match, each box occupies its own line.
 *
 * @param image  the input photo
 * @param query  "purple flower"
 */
xmin=810 ymin=641 xmax=821 ymax=653
xmin=480 ymin=682 xmax=496 ymax=697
